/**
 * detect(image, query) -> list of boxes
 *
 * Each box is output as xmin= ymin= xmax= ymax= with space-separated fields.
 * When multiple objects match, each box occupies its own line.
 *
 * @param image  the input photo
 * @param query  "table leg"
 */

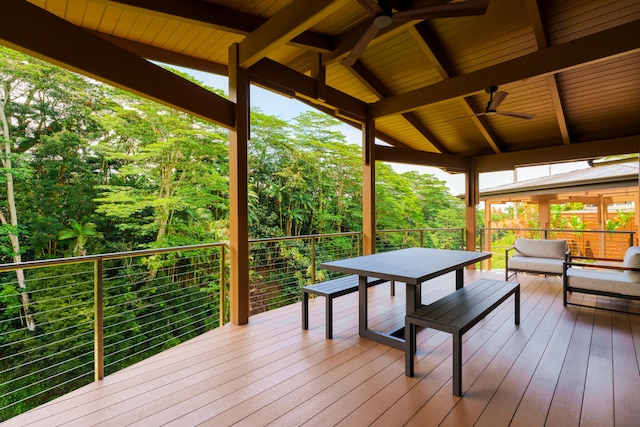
xmin=455 ymin=268 xmax=464 ymax=290
xmin=405 ymin=283 xmax=422 ymax=313
xmin=358 ymin=275 xmax=368 ymax=335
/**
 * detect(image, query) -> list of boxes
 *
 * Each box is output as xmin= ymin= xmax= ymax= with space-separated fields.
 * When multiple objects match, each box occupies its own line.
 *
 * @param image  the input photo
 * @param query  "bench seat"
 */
xmin=302 ymin=275 xmax=390 ymax=339
xmin=405 ymin=278 xmax=520 ymax=396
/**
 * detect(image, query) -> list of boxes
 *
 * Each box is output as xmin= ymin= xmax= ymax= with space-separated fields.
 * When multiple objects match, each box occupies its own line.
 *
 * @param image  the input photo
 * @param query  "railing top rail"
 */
xmin=0 ymin=242 xmax=225 ymax=272
xmin=249 ymin=232 xmax=361 ymax=244
xmin=480 ymin=227 xmax=636 ymax=236
xmin=377 ymin=228 xmax=464 ymax=233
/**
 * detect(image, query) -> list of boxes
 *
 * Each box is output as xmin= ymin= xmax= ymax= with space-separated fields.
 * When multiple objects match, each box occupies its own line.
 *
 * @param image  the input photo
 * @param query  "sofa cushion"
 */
xmin=508 ymin=256 xmax=565 ymax=274
xmin=566 ymin=267 xmax=640 ymax=297
xmin=513 ymin=238 xmax=567 ymax=259
xmin=622 ymin=246 xmax=640 ymax=282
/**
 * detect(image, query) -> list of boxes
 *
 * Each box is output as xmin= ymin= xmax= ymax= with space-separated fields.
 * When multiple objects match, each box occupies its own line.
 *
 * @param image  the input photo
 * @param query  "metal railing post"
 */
xmin=220 ymin=245 xmax=226 ymax=326
xmin=311 ymin=236 xmax=317 ymax=284
xmin=94 ymin=258 xmax=104 ymax=381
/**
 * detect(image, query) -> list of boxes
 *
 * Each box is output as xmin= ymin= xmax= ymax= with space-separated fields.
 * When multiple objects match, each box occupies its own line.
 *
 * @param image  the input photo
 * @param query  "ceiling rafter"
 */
xmin=323 ymin=17 xmax=415 ymax=64
xmin=0 ymin=0 xmax=235 ymax=128
xmin=345 ymin=60 xmax=449 ymax=154
xmin=373 ymin=20 xmax=640 ymax=118
xmin=525 ymin=0 xmax=571 ymax=145
xmin=107 ymin=0 xmax=336 ymax=52
xmin=410 ymin=21 xmax=503 ymax=154
xmin=238 ymin=0 xmax=350 ymax=68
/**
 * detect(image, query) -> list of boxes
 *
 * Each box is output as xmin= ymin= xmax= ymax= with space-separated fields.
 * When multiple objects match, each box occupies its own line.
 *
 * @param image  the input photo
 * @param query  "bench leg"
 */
xmin=326 ymin=296 xmax=333 ymax=339
xmin=390 ymin=280 xmax=395 ymax=297
xmin=302 ymin=291 xmax=309 ymax=330
xmin=452 ymin=332 xmax=462 ymax=397
xmin=515 ymin=286 xmax=520 ymax=325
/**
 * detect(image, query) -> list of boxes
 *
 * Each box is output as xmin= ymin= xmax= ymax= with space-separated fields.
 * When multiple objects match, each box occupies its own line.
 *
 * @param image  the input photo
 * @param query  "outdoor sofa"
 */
xmin=563 ymin=245 xmax=640 ymax=310
xmin=505 ymin=238 xmax=570 ymax=281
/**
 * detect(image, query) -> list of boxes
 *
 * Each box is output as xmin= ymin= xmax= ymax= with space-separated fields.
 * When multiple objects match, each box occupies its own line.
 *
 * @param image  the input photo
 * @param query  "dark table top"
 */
xmin=320 ymin=248 xmax=492 ymax=285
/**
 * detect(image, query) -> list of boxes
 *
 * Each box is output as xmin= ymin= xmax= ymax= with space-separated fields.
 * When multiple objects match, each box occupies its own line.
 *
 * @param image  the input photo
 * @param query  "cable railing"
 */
xmin=0 ymin=243 xmax=225 ymax=422
xmin=0 ymin=228 xmax=464 ymax=420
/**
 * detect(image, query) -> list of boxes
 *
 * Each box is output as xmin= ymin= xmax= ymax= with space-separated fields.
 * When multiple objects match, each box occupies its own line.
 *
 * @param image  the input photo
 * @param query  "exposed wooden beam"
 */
xmin=248 ymin=58 xmax=368 ymax=121
xmin=373 ymin=20 xmax=640 ymax=118
xmin=474 ymin=136 xmax=639 ymax=173
xmin=0 ymin=0 xmax=235 ymax=129
xmin=346 ymin=60 xmax=448 ymax=153
xmin=238 ymin=0 xmax=349 ymax=68
xmin=375 ymin=145 xmax=470 ymax=173
xmin=525 ymin=0 xmax=571 ymax=145
xmin=324 ymin=18 xmax=414 ymax=64
xmin=410 ymin=22 xmax=503 ymax=153
xmin=108 ymin=0 xmax=335 ymax=52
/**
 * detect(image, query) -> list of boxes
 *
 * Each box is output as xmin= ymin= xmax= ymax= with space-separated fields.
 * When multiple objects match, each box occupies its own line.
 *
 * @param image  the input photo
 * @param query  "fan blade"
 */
xmin=356 ymin=0 xmax=384 ymax=15
xmin=342 ymin=21 xmax=383 ymax=66
xmin=488 ymin=91 xmax=508 ymax=110
xmin=394 ymin=0 xmax=489 ymax=21
xmin=495 ymin=111 xmax=535 ymax=120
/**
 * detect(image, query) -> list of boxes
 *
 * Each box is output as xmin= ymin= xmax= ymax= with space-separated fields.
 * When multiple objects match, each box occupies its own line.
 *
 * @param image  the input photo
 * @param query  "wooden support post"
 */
xmin=362 ymin=105 xmax=376 ymax=255
xmin=465 ymin=159 xmax=478 ymax=262
xmin=484 ymin=201 xmax=492 ymax=270
xmin=228 ymin=43 xmax=250 ymax=325
xmin=538 ymin=199 xmax=550 ymax=233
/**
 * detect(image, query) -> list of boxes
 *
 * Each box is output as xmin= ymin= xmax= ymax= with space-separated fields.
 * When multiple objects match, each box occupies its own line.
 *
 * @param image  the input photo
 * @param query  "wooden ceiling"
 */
xmin=2 ymin=0 xmax=639 ymax=173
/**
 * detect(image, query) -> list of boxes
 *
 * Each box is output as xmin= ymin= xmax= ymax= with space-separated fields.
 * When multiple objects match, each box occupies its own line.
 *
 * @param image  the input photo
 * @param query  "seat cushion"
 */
xmin=622 ymin=246 xmax=640 ymax=282
xmin=508 ymin=256 xmax=564 ymax=274
xmin=566 ymin=267 xmax=640 ymax=297
xmin=513 ymin=238 xmax=567 ymax=259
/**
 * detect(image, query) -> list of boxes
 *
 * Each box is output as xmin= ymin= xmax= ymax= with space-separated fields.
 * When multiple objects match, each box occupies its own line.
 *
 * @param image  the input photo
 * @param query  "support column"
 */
xmin=228 ymin=43 xmax=250 ymax=325
xmin=362 ymin=106 xmax=376 ymax=255
xmin=484 ymin=201 xmax=492 ymax=269
xmin=465 ymin=159 xmax=478 ymax=261
xmin=538 ymin=199 xmax=550 ymax=237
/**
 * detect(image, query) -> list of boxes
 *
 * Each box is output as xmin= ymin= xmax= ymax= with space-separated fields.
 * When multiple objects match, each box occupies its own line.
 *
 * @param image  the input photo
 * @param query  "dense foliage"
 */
xmin=0 ymin=47 xmax=465 ymax=420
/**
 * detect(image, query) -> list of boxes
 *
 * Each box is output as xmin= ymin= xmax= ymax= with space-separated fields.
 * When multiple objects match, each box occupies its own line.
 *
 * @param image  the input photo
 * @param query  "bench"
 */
xmin=506 ymin=238 xmax=569 ymax=280
xmin=405 ymin=278 xmax=520 ymax=396
xmin=302 ymin=275 xmax=392 ymax=339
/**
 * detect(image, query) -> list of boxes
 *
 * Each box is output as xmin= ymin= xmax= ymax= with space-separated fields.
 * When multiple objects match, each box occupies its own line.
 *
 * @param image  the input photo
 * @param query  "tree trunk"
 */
xmin=0 ymin=95 xmax=35 ymax=331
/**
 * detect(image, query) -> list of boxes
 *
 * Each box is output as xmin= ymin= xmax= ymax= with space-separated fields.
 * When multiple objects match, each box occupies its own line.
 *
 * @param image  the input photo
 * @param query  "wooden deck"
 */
xmin=4 ymin=270 xmax=640 ymax=426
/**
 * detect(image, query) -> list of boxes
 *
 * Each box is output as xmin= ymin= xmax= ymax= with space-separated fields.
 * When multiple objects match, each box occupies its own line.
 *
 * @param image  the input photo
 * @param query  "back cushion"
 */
xmin=514 ymin=238 xmax=567 ymax=259
xmin=623 ymin=246 xmax=640 ymax=282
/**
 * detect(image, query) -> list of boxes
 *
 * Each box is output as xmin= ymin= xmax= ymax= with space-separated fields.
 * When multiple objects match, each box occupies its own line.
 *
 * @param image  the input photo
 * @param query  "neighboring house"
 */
xmin=480 ymin=160 xmax=639 ymax=258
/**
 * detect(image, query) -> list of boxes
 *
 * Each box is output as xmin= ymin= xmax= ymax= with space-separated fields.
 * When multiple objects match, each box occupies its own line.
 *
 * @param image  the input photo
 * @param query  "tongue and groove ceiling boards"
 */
xmin=5 ymin=0 xmax=638 ymax=171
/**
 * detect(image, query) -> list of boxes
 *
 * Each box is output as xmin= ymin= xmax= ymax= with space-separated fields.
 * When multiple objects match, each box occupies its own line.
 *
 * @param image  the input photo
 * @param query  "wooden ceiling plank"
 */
xmin=0 ymin=0 xmax=235 ymax=128
xmin=108 ymin=0 xmax=336 ymax=52
xmin=95 ymin=32 xmax=228 ymax=76
xmin=411 ymin=21 xmax=502 ymax=154
xmin=373 ymin=20 xmax=640 ymax=118
xmin=239 ymin=0 xmax=349 ymax=68
xmin=345 ymin=60 xmax=448 ymax=153
xmin=474 ymin=135 xmax=639 ymax=173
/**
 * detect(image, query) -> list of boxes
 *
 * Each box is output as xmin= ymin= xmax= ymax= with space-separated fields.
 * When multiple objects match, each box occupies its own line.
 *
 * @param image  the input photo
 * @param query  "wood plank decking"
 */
xmin=3 ymin=270 xmax=640 ymax=426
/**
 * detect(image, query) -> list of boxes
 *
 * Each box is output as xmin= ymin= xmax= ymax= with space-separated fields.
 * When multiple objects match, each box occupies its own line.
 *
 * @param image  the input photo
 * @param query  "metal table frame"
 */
xmin=320 ymin=248 xmax=492 ymax=349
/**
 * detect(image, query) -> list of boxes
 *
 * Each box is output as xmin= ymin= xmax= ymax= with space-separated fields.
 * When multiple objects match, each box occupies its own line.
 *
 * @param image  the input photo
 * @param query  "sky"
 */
xmin=177 ymin=66 xmax=588 ymax=196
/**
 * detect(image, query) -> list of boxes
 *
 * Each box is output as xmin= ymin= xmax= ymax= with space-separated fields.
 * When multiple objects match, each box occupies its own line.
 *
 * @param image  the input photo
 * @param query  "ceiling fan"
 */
xmin=472 ymin=86 xmax=535 ymax=120
xmin=344 ymin=0 xmax=490 ymax=66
